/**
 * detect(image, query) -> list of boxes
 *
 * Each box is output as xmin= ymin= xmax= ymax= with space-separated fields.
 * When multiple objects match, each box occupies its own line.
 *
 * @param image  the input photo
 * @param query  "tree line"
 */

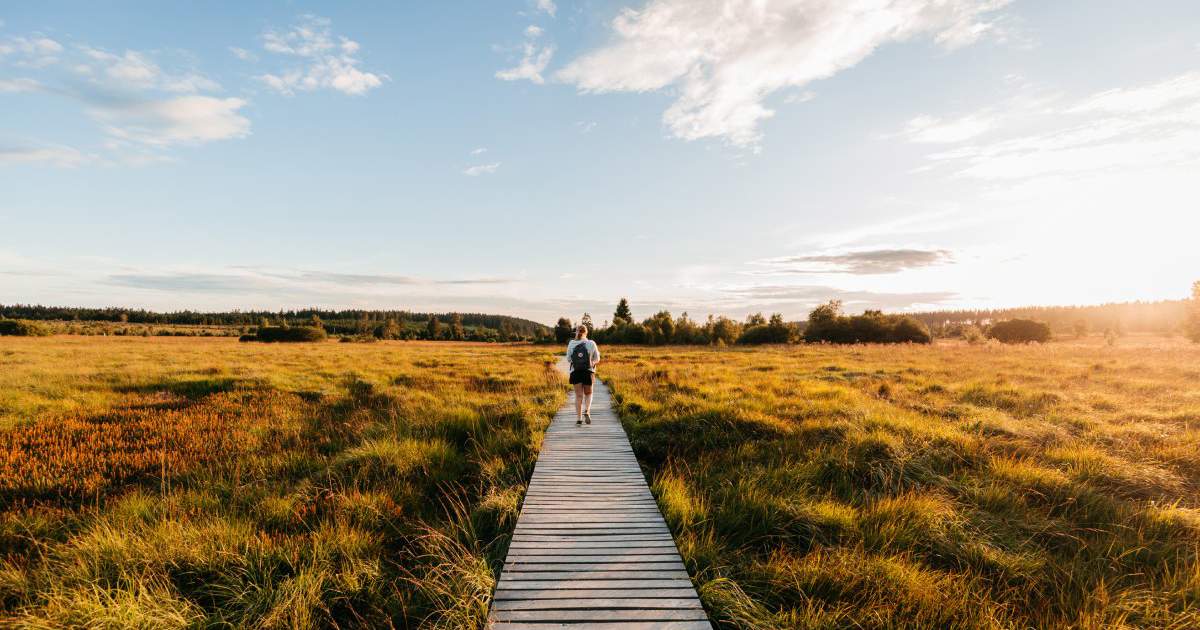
xmin=908 ymin=299 xmax=1190 ymax=336
xmin=0 ymin=304 xmax=548 ymax=341
xmin=552 ymin=298 xmax=932 ymax=346
xmin=555 ymin=286 xmax=1200 ymax=347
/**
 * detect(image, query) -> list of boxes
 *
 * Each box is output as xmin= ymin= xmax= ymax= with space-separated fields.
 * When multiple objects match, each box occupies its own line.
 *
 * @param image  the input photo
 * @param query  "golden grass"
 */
xmin=600 ymin=338 xmax=1200 ymax=628
xmin=0 ymin=336 xmax=563 ymax=628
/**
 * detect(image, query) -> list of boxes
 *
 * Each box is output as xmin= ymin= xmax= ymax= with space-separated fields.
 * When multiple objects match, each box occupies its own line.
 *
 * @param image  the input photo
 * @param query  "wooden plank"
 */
xmin=492 ymin=598 xmax=704 ymax=610
xmin=493 ymin=588 xmax=699 ymax=599
xmin=487 ymin=379 xmax=711 ymax=628
xmin=491 ymin=622 xmax=712 ymax=630
xmin=497 ymin=579 xmax=695 ymax=590
xmin=499 ymin=570 xmax=692 ymax=580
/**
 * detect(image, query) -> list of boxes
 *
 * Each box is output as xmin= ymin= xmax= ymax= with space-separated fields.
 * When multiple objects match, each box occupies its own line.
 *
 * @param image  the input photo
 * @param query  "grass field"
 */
xmin=600 ymin=339 xmax=1200 ymax=628
xmin=0 ymin=337 xmax=563 ymax=628
xmin=4 ymin=336 xmax=1199 ymax=628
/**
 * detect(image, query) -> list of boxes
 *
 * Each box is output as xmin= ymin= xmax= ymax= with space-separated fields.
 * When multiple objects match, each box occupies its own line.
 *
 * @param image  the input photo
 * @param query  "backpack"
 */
xmin=570 ymin=341 xmax=592 ymax=372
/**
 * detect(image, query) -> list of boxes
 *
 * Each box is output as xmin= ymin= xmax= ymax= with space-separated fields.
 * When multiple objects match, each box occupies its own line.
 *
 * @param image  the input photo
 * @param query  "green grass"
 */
xmin=601 ymin=339 xmax=1200 ymax=629
xmin=0 ymin=337 xmax=564 ymax=628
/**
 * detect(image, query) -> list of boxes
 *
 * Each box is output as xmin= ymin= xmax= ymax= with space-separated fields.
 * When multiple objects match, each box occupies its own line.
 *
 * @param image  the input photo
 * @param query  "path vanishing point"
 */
xmin=486 ymin=379 xmax=713 ymax=629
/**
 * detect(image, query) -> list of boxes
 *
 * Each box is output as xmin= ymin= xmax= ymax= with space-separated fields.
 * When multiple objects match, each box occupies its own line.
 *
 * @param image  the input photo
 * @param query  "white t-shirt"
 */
xmin=565 ymin=339 xmax=600 ymax=372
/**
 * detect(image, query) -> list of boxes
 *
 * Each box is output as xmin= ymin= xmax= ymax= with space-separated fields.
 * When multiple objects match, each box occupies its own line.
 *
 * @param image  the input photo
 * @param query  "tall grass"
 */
xmin=601 ymin=339 xmax=1200 ymax=628
xmin=0 ymin=337 xmax=564 ymax=628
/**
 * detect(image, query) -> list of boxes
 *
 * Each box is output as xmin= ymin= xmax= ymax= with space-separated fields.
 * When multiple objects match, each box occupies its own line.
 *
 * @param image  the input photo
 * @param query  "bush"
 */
xmin=238 ymin=334 xmax=256 ymax=342
xmin=802 ymin=303 xmax=931 ymax=344
xmin=0 ymin=319 xmax=52 ymax=336
xmin=987 ymin=319 xmax=1052 ymax=344
xmin=254 ymin=326 xmax=327 ymax=343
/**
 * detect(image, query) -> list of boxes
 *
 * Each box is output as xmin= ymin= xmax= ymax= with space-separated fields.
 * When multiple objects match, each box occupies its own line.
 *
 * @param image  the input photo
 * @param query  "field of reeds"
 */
xmin=0 ymin=336 xmax=563 ymax=628
xmin=601 ymin=338 xmax=1200 ymax=629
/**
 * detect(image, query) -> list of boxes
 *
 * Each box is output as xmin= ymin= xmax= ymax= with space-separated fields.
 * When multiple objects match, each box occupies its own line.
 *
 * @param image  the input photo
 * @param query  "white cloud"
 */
xmin=901 ymin=113 xmax=995 ymax=143
xmin=258 ymin=15 xmax=386 ymax=96
xmin=0 ymin=77 xmax=41 ymax=93
xmin=91 ymin=96 xmax=251 ymax=147
xmin=557 ymin=0 xmax=1010 ymax=147
xmin=78 ymin=46 xmax=222 ymax=93
xmin=0 ymin=145 xmax=89 ymax=167
xmin=917 ymin=72 xmax=1200 ymax=180
xmin=0 ymin=34 xmax=246 ymax=167
xmin=471 ymin=147 xmax=488 ymax=155
xmin=536 ymin=0 xmax=557 ymax=18
xmin=496 ymin=34 xmax=554 ymax=85
xmin=463 ymin=162 xmax=501 ymax=176
xmin=525 ymin=25 xmax=544 ymax=38
xmin=0 ymin=35 xmax=63 ymax=66
xmin=229 ymin=46 xmax=257 ymax=62
xmin=576 ymin=120 xmax=597 ymax=133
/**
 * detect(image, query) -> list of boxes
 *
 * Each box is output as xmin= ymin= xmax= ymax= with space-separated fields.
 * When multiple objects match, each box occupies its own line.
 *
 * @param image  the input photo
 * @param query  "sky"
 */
xmin=1 ymin=1 xmax=1198 ymax=325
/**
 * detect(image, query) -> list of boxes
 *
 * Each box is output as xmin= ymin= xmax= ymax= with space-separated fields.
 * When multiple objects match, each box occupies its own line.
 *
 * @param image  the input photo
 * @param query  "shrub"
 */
xmin=238 ymin=334 xmax=256 ymax=342
xmin=254 ymin=326 xmax=327 ymax=343
xmin=0 ymin=319 xmax=52 ymax=336
xmin=738 ymin=314 xmax=794 ymax=344
xmin=987 ymin=319 xmax=1052 ymax=344
xmin=802 ymin=303 xmax=931 ymax=344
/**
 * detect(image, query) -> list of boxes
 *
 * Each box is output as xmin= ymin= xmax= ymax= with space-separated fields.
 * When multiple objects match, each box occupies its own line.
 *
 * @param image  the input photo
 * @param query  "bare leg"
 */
xmin=583 ymin=384 xmax=593 ymax=414
xmin=573 ymin=383 xmax=584 ymax=421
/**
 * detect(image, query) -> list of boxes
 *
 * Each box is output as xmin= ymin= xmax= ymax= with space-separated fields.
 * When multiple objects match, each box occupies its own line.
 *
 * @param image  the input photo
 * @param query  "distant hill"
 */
xmin=906 ymin=299 xmax=1189 ymax=335
xmin=0 ymin=304 xmax=549 ymax=339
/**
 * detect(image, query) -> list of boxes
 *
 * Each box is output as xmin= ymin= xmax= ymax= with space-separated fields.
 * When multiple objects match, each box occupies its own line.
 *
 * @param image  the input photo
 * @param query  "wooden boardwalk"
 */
xmin=487 ymin=380 xmax=712 ymax=629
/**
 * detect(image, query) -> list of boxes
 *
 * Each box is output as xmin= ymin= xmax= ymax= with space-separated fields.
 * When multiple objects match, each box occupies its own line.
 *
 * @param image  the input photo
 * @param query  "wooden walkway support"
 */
xmin=487 ymin=380 xmax=712 ymax=629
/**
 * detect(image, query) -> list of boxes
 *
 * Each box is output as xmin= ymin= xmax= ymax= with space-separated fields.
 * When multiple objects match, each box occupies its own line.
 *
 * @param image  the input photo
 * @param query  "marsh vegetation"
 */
xmin=601 ymin=339 xmax=1200 ymax=628
xmin=0 ymin=337 xmax=562 ymax=628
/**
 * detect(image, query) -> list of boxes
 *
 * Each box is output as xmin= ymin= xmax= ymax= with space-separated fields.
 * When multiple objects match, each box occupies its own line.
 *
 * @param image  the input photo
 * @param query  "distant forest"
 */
xmin=0 ymin=304 xmax=549 ymax=341
xmin=907 ymin=299 xmax=1190 ymax=335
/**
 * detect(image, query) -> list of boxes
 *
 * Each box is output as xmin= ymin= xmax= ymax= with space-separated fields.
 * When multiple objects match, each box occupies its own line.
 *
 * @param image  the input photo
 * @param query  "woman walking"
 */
xmin=566 ymin=325 xmax=601 ymax=425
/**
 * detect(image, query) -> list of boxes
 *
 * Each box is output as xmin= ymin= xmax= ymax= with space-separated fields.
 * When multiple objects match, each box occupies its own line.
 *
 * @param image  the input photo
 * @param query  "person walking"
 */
xmin=565 ymin=325 xmax=601 ymax=425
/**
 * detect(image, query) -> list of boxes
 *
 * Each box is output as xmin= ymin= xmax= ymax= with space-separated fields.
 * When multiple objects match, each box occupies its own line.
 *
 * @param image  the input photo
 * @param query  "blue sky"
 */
xmin=2 ymin=1 xmax=1198 ymax=324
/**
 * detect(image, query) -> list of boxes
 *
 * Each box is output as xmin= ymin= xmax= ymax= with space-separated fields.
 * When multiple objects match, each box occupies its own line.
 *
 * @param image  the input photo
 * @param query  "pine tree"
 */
xmin=1187 ymin=281 xmax=1200 ymax=343
xmin=449 ymin=312 xmax=465 ymax=341
xmin=613 ymin=298 xmax=633 ymax=325
xmin=426 ymin=316 xmax=441 ymax=340
xmin=581 ymin=313 xmax=594 ymax=334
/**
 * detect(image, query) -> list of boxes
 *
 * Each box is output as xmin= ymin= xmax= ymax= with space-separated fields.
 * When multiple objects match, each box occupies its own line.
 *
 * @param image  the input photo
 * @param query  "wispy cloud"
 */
xmin=752 ymin=248 xmax=955 ymax=275
xmin=463 ymin=162 xmax=501 ymax=176
xmin=0 ymin=34 xmax=250 ymax=164
xmin=107 ymin=267 xmax=516 ymax=294
xmin=258 ymin=15 xmax=387 ymax=96
xmin=908 ymin=72 xmax=1200 ymax=180
xmin=91 ymin=95 xmax=250 ymax=147
xmin=717 ymin=283 xmax=958 ymax=311
xmin=556 ymin=0 xmax=1011 ymax=147
xmin=79 ymin=46 xmax=222 ymax=93
xmin=0 ymin=34 xmax=64 ymax=67
xmin=535 ymin=0 xmax=557 ymax=18
xmin=496 ymin=23 xmax=554 ymax=85
xmin=0 ymin=77 xmax=42 ymax=93
xmin=436 ymin=277 xmax=515 ymax=285
xmin=470 ymin=147 xmax=488 ymax=155
xmin=228 ymin=46 xmax=256 ymax=62
xmin=900 ymin=114 xmax=995 ymax=143
xmin=0 ymin=145 xmax=90 ymax=167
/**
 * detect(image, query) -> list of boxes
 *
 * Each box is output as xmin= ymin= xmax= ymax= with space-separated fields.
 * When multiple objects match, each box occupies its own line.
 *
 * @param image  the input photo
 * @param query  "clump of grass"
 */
xmin=0 ymin=337 xmax=563 ymax=626
xmin=600 ymin=340 xmax=1200 ymax=628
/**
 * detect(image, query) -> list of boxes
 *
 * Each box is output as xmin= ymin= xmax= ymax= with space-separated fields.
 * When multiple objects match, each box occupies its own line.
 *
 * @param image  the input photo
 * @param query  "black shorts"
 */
xmin=569 ymin=370 xmax=594 ymax=386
